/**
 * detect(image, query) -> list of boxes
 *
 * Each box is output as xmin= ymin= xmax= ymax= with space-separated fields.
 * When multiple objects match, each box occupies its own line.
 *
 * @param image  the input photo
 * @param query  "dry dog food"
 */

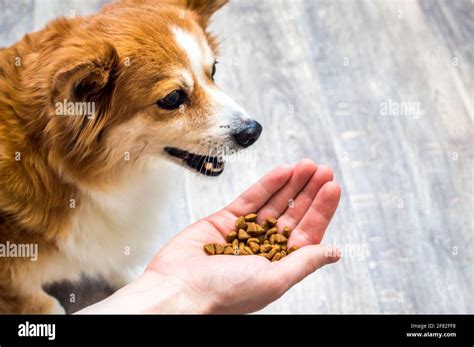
xmin=204 ymin=214 xmax=299 ymax=262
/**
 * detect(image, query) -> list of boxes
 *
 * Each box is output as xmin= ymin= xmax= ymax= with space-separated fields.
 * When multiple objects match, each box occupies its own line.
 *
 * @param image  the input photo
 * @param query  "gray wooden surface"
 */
xmin=1 ymin=0 xmax=472 ymax=314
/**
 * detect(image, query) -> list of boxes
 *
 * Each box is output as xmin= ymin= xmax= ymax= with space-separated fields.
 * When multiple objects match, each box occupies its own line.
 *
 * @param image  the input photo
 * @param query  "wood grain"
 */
xmin=1 ymin=0 xmax=472 ymax=313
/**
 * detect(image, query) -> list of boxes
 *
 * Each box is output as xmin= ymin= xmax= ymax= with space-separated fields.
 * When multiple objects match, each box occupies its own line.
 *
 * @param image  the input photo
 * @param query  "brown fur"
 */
xmin=0 ymin=0 xmax=228 ymax=313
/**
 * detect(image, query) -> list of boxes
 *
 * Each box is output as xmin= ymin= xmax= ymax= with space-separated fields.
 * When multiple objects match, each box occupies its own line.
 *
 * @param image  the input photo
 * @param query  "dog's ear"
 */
xmin=52 ymin=40 xmax=119 ymax=104
xmin=49 ymin=40 xmax=120 ymax=149
xmin=181 ymin=0 xmax=228 ymax=28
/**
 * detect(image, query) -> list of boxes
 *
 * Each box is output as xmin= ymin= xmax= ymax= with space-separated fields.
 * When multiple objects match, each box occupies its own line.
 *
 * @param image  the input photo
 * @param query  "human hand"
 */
xmin=79 ymin=159 xmax=341 ymax=314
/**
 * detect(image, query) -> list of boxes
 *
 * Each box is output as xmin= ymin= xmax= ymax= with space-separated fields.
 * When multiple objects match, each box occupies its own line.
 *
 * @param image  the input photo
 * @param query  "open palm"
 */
xmin=146 ymin=159 xmax=341 ymax=313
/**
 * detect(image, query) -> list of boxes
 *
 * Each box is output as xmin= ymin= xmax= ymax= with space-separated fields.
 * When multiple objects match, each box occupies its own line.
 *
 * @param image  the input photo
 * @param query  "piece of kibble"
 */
xmin=288 ymin=245 xmax=299 ymax=254
xmin=255 ymin=224 xmax=265 ymax=235
xmin=244 ymin=213 xmax=258 ymax=222
xmin=235 ymin=216 xmax=247 ymax=229
xmin=204 ymin=244 xmax=215 ymax=255
xmin=238 ymin=229 xmax=251 ymax=241
xmin=246 ymin=222 xmax=258 ymax=236
xmin=274 ymin=234 xmax=288 ymax=244
xmin=205 ymin=214 xmax=298 ymax=261
xmin=265 ymin=227 xmax=277 ymax=239
xmin=224 ymin=246 xmax=234 ymax=255
xmin=269 ymin=234 xmax=276 ymax=244
xmin=272 ymin=252 xmax=282 ymax=262
xmin=266 ymin=217 xmax=277 ymax=227
xmin=244 ymin=246 xmax=254 ymax=255
xmin=226 ymin=231 xmax=237 ymax=243
xmin=247 ymin=237 xmax=260 ymax=245
xmin=215 ymin=244 xmax=224 ymax=255
xmin=267 ymin=247 xmax=278 ymax=260
xmin=249 ymin=242 xmax=260 ymax=254
xmin=232 ymin=239 xmax=239 ymax=249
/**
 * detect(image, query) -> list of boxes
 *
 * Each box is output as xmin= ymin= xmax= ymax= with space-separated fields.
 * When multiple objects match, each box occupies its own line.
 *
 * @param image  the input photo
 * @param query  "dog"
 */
xmin=0 ymin=0 xmax=262 ymax=313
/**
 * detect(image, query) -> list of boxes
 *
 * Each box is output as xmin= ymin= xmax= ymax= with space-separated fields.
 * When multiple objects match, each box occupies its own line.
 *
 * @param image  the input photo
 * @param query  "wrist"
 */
xmin=138 ymin=270 xmax=215 ymax=314
xmin=78 ymin=270 xmax=215 ymax=314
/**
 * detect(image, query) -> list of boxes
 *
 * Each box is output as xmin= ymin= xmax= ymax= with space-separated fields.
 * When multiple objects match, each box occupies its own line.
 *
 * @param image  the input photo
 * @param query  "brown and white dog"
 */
xmin=0 ymin=0 xmax=262 ymax=313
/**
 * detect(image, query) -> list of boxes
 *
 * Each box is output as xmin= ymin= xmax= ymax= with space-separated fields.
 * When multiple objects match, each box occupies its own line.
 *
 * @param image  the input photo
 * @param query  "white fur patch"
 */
xmin=42 ymin=160 xmax=172 ymax=287
xmin=172 ymin=27 xmax=213 ymax=85
xmin=172 ymin=26 xmax=250 ymax=129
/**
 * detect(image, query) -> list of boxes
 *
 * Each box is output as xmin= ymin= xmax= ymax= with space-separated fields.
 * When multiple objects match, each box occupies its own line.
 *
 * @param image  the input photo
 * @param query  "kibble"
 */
xmin=238 ymin=229 xmax=251 ymax=241
xmin=267 ymin=247 xmax=278 ymax=260
xmin=203 ymin=214 xmax=299 ymax=261
xmin=204 ymin=244 xmax=215 ymax=255
xmin=274 ymin=234 xmax=288 ymax=244
xmin=244 ymin=213 xmax=258 ymax=222
xmin=249 ymin=242 xmax=260 ymax=253
xmin=266 ymin=227 xmax=277 ymax=239
xmin=288 ymin=245 xmax=299 ymax=254
xmin=246 ymin=222 xmax=259 ymax=236
xmin=226 ymin=231 xmax=237 ymax=243
xmin=247 ymin=237 xmax=259 ymax=245
xmin=267 ymin=217 xmax=277 ymax=227
xmin=224 ymin=246 xmax=234 ymax=255
xmin=272 ymin=252 xmax=282 ymax=262
xmin=215 ymin=244 xmax=224 ymax=255
xmin=235 ymin=216 xmax=247 ymax=229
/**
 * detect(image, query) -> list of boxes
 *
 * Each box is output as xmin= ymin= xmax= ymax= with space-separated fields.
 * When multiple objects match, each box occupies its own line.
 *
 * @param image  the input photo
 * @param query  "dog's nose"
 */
xmin=233 ymin=119 xmax=263 ymax=148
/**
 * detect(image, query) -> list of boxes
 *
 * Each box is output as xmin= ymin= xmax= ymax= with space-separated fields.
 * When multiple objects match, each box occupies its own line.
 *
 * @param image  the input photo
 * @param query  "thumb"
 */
xmin=268 ymin=244 xmax=341 ymax=292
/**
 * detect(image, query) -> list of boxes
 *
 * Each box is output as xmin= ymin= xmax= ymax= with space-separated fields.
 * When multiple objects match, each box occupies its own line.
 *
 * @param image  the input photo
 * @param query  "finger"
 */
xmin=277 ymin=165 xmax=334 ymax=230
xmin=256 ymin=159 xmax=317 ymax=223
xmin=266 ymin=244 xmax=341 ymax=292
xmin=225 ymin=164 xmax=293 ymax=217
xmin=204 ymin=210 xmax=238 ymax=238
xmin=288 ymin=181 xmax=341 ymax=248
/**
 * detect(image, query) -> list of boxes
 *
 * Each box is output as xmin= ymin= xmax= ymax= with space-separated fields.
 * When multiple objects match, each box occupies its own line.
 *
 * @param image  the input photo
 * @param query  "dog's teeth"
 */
xmin=204 ymin=161 xmax=224 ymax=173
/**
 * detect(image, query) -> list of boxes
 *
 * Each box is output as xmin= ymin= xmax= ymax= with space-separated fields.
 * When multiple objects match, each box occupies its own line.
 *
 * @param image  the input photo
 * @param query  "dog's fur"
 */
xmin=0 ymin=0 xmax=259 ymax=313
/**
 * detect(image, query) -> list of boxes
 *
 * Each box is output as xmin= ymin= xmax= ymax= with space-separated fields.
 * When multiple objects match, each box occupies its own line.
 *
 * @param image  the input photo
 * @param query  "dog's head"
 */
xmin=47 ymin=0 xmax=261 ymax=183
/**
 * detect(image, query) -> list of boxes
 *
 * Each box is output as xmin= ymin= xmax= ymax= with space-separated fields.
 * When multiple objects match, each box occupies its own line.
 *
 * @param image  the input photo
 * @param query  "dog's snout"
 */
xmin=233 ymin=119 xmax=263 ymax=148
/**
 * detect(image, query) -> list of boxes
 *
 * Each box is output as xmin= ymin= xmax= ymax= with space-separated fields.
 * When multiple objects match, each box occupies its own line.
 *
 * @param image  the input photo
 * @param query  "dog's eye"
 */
xmin=157 ymin=90 xmax=187 ymax=110
xmin=211 ymin=61 xmax=218 ymax=80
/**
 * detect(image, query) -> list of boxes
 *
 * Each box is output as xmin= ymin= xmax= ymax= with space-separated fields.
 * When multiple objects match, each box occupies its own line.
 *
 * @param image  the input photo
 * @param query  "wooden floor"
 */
xmin=1 ymin=0 xmax=472 ymax=313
